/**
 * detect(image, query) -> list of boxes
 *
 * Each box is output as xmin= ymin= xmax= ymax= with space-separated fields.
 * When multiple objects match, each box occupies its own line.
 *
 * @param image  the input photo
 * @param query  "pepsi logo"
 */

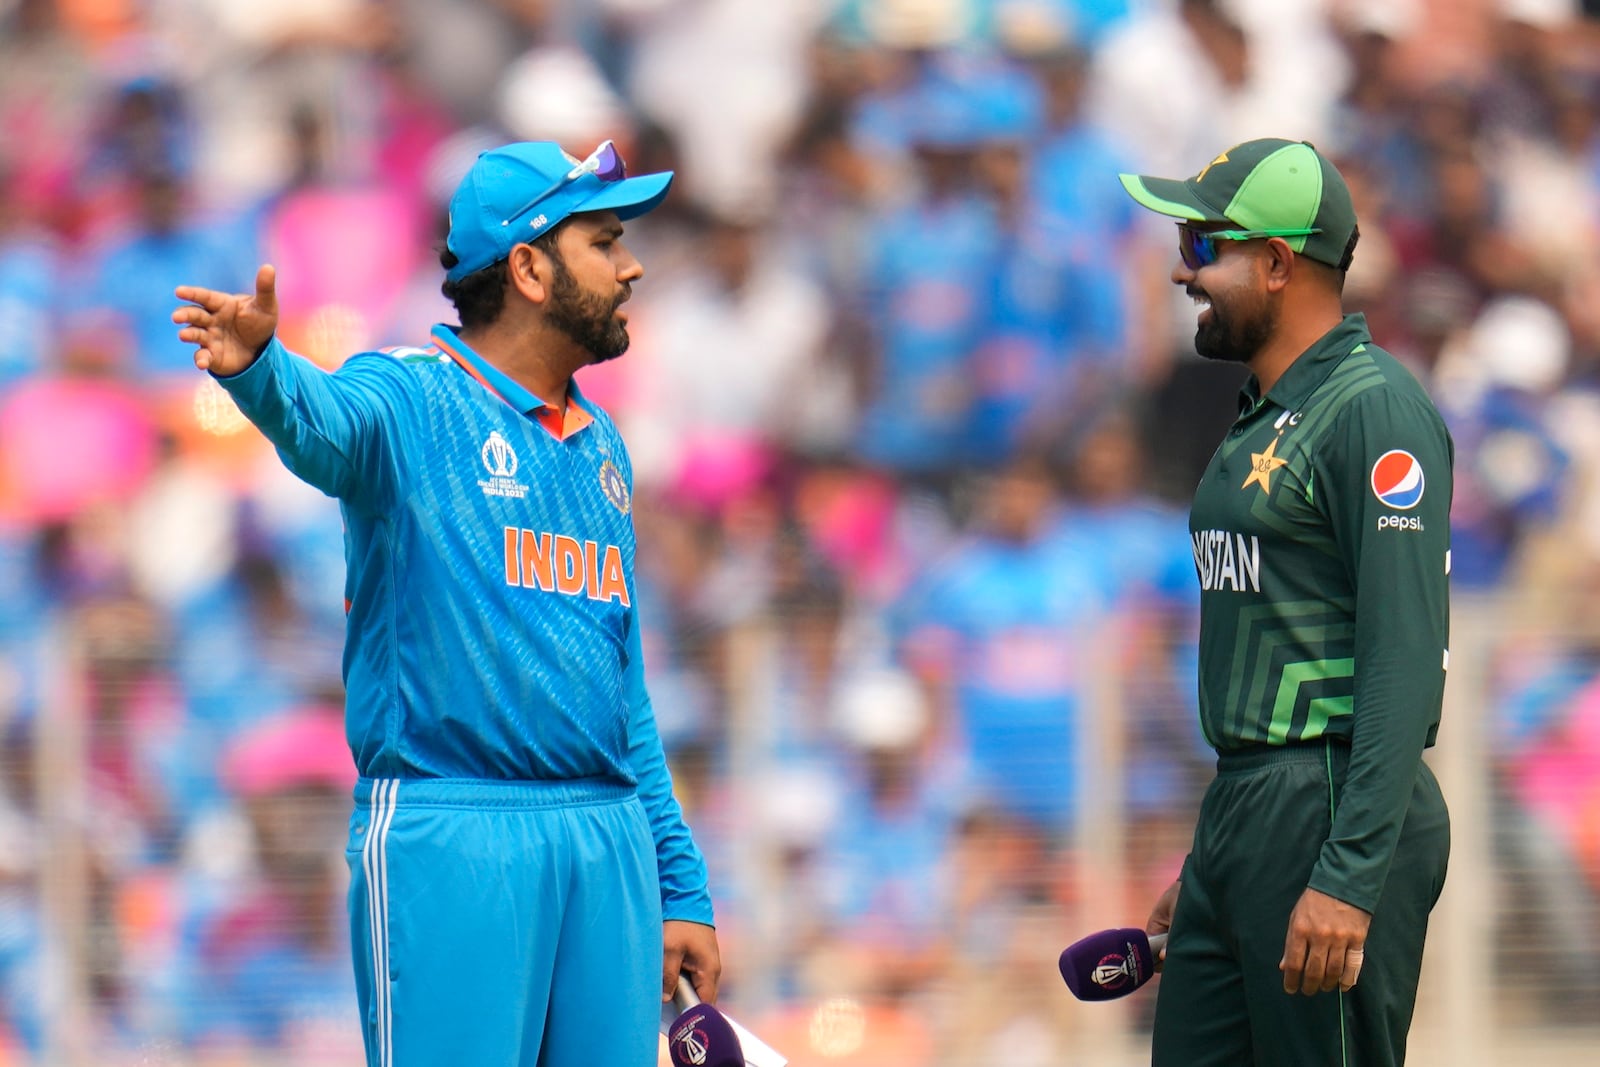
xmin=1370 ymin=450 xmax=1425 ymax=510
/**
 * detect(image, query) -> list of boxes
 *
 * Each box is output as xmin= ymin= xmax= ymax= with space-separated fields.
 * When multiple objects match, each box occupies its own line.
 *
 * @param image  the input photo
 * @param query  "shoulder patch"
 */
xmin=379 ymin=345 xmax=448 ymax=365
xmin=1371 ymin=449 xmax=1425 ymax=510
xmin=598 ymin=460 xmax=630 ymax=514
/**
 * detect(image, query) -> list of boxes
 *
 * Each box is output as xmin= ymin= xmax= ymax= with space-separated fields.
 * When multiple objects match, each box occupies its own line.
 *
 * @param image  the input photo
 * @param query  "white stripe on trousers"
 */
xmin=363 ymin=780 xmax=400 ymax=1067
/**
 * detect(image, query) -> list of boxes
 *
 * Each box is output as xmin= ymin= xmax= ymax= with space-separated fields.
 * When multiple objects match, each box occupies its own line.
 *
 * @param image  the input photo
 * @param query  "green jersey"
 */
xmin=1189 ymin=313 xmax=1452 ymax=911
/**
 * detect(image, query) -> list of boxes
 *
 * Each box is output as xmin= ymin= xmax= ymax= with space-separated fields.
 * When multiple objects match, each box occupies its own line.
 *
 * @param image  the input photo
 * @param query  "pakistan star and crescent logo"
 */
xmin=1242 ymin=435 xmax=1289 ymax=493
xmin=1197 ymin=149 xmax=1230 ymax=182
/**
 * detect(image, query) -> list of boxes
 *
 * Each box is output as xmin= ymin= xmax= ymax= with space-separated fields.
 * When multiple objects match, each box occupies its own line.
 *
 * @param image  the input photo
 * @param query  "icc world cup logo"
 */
xmin=670 ymin=1014 xmax=710 ymax=1065
xmin=1092 ymin=941 xmax=1144 ymax=991
xmin=482 ymin=431 xmax=519 ymax=478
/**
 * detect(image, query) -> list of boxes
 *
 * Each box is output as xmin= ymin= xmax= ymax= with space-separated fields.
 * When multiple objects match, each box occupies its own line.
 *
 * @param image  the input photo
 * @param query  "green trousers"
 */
xmin=1152 ymin=742 xmax=1450 ymax=1066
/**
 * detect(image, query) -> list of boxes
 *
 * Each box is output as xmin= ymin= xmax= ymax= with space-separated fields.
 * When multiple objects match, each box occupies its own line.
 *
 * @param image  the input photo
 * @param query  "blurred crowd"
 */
xmin=2 ymin=0 xmax=1600 ymax=1062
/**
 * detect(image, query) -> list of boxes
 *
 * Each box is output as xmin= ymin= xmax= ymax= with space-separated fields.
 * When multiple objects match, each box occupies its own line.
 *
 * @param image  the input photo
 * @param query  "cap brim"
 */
xmin=573 ymin=170 xmax=674 ymax=222
xmin=1118 ymin=173 xmax=1227 ymax=223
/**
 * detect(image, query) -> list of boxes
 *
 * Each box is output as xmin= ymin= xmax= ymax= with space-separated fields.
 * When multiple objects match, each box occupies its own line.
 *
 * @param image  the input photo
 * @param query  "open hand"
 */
xmin=173 ymin=264 xmax=279 ymax=377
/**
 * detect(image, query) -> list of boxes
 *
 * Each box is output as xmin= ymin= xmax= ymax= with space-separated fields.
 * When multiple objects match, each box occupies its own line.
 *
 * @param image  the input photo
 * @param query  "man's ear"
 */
xmin=507 ymin=243 xmax=549 ymax=305
xmin=1264 ymin=237 xmax=1296 ymax=292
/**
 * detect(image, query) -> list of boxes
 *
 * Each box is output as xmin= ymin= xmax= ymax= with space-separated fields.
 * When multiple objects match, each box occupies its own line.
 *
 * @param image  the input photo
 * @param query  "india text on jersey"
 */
xmin=503 ymin=528 xmax=631 ymax=605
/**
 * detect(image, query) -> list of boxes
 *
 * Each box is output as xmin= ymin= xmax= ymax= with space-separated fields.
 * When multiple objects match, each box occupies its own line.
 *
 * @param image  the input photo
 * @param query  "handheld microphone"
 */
xmin=662 ymin=977 xmax=789 ymax=1067
xmin=665 ymin=987 xmax=744 ymax=1067
xmin=1058 ymin=928 xmax=1168 ymax=1002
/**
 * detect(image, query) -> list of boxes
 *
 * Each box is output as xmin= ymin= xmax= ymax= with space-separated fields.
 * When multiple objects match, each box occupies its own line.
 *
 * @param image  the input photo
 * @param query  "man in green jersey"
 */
xmin=1119 ymin=139 xmax=1452 ymax=1065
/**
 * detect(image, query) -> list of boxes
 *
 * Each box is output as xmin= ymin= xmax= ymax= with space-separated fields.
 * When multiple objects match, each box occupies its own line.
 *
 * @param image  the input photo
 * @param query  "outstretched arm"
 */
xmin=173 ymin=264 xmax=280 ymax=377
xmin=173 ymin=263 xmax=407 ymax=510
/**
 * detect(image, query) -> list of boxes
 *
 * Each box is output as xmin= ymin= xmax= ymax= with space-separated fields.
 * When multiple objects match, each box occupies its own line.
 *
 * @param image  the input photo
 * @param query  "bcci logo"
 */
xmin=670 ymin=1011 xmax=710 ymax=1066
xmin=599 ymin=460 xmax=630 ymax=514
xmin=478 ymin=431 xmax=529 ymax=500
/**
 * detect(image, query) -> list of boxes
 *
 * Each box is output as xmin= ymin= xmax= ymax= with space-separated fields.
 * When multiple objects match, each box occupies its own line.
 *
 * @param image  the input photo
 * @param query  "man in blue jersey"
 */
xmin=172 ymin=140 xmax=720 ymax=1066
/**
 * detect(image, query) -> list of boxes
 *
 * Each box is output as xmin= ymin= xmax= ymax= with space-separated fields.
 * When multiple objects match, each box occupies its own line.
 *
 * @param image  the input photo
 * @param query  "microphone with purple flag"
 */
xmin=1059 ymin=927 xmax=1168 ymax=1001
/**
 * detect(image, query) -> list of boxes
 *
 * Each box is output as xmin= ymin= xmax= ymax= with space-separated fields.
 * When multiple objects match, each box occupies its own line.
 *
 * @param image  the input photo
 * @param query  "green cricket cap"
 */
xmin=1119 ymin=138 xmax=1359 ymax=269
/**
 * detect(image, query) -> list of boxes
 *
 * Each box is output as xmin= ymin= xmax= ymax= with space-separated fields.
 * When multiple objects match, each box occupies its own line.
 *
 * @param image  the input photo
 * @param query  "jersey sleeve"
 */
xmin=213 ymin=337 xmax=409 ymax=513
xmin=1306 ymin=386 xmax=1453 ymax=912
xmin=623 ymin=611 xmax=715 ymax=925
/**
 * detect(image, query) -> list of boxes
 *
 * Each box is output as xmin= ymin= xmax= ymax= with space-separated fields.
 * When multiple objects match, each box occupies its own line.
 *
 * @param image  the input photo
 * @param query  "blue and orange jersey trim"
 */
xmin=430 ymin=325 xmax=595 ymax=442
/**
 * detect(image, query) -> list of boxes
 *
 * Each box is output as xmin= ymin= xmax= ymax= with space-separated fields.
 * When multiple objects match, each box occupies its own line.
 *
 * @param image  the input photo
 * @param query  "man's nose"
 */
xmin=619 ymin=249 xmax=644 ymax=282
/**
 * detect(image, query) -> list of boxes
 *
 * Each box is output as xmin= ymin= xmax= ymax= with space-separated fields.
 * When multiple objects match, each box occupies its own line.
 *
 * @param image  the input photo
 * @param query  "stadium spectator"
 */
xmin=82 ymin=164 xmax=256 ymax=384
xmin=629 ymin=203 xmax=834 ymax=472
xmin=0 ymin=162 xmax=63 ymax=396
xmin=815 ymin=668 xmax=961 ymax=1001
xmin=849 ymin=58 xmax=1018 ymax=480
xmin=181 ymin=706 xmax=360 ymax=1060
xmin=894 ymin=452 xmax=1106 ymax=838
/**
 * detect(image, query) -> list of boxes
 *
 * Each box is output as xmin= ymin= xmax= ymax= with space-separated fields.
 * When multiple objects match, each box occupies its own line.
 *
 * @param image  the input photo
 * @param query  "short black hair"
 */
xmin=1301 ymin=248 xmax=1350 ymax=296
xmin=439 ymin=223 xmax=567 ymax=330
xmin=1335 ymin=224 xmax=1359 ymax=273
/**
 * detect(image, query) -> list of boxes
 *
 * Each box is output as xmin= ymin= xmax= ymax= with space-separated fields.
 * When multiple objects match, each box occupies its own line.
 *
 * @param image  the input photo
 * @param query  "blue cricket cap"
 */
xmin=443 ymin=141 xmax=673 ymax=283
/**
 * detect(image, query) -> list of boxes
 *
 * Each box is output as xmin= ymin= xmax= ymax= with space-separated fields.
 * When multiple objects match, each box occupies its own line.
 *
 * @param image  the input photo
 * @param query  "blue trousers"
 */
xmin=346 ymin=778 xmax=663 ymax=1066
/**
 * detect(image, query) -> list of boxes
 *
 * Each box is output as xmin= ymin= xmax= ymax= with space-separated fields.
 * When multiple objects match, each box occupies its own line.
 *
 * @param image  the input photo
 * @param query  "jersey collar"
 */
xmin=1241 ymin=313 xmax=1372 ymax=415
xmin=430 ymin=324 xmax=595 ymax=441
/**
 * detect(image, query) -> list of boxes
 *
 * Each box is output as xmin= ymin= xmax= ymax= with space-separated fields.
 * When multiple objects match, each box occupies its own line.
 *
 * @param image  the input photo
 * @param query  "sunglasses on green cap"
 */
xmin=1176 ymin=222 xmax=1323 ymax=271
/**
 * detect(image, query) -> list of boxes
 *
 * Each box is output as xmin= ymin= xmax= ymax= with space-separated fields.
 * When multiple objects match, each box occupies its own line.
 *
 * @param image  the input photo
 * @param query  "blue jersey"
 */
xmin=217 ymin=325 xmax=711 ymax=922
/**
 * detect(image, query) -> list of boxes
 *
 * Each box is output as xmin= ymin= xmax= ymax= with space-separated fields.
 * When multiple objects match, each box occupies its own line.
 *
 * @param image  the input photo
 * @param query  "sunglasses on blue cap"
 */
xmin=503 ymin=140 xmax=628 ymax=230
xmin=1177 ymin=222 xmax=1323 ymax=271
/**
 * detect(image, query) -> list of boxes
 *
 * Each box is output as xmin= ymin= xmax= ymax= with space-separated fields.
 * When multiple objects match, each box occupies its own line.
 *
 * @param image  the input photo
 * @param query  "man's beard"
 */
xmin=1193 ymin=287 xmax=1275 ymax=365
xmin=547 ymin=257 xmax=630 ymax=363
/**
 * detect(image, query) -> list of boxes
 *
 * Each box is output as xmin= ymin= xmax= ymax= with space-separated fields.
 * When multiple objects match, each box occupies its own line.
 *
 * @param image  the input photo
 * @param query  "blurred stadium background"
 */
xmin=1 ymin=0 xmax=1598 ymax=1063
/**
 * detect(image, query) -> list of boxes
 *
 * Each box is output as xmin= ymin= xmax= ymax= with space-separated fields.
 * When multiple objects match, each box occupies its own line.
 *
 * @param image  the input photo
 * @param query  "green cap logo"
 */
xmin=1120 ymin=138 xmax=1359 ymax=269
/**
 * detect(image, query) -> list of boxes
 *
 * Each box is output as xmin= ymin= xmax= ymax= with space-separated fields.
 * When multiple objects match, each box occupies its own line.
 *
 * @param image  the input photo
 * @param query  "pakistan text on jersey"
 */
xmin=1192 ymin=530 xmax=1262 ymax=593
xmin=503 ymin=528 xmax=631 ymax=606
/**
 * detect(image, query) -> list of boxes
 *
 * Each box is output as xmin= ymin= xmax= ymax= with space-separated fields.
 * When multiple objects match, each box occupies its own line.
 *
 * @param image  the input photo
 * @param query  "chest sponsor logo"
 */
xmin=598 ymin=459 xmax=630 ymax=514
xmin=503 ymin=528 xmax=630 ymax=606
xmin=1371 ymin=449 xmax=1424 ymax=510
xmin=479 ymin=431 xmax=530 ymax=499
xmin=1193 ymin=529 xmax=1262 ymax=592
